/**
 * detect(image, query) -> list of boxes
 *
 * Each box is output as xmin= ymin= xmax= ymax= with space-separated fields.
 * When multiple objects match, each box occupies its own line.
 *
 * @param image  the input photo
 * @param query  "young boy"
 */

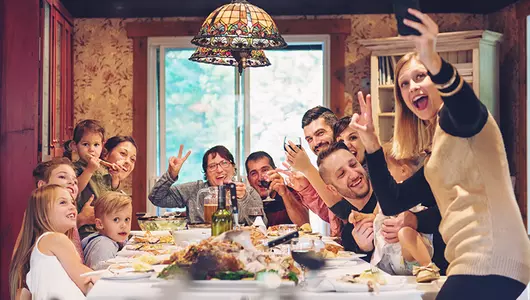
xmin=81 ymin=191 xmax=132 ymax=270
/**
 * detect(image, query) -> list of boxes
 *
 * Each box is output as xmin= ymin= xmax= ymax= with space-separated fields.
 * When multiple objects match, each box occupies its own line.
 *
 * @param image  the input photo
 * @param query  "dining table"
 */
xmin=86 ymin=230 xmax=529 ymax=300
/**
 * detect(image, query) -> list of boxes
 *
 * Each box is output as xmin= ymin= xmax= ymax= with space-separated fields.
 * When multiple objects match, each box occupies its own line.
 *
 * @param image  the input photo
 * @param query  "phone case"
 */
xmin=393 ymin=0 xmax=422 ymax=36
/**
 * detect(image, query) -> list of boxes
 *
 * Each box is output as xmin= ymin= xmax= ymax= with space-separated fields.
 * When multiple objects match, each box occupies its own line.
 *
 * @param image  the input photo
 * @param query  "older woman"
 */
xmin=148 ymin=145 xmax=265 ymax=225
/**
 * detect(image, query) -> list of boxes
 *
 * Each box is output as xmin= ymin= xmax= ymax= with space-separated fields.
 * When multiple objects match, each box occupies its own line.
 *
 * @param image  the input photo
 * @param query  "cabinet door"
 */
xmin=40 ymin=2 xmax=73 ymax=160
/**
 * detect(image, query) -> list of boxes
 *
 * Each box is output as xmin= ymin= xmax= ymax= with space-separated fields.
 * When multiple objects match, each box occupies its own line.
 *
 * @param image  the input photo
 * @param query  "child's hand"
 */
xmin=77 ymin=195 xmax=95 ymax=228
xmin=381 ymin=211 xmax=418 ymax=243
xmin=86 ymin=155 xmax=101 ymax=173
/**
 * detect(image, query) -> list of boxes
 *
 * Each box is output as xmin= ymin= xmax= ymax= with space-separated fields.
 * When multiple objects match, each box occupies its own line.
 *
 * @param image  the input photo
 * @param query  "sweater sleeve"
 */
xmin=365 ymin=148 xmax=436 ymax=216
xmin=329 ymin=199 xmax=354 ymax=220
xmin=414 ymin=205 xmax=442 ymax=234
xmin=429 ymin=58 xmax=489 ymax=138
xmin=148 ymin=172 xmax=200 ymax=208
xmin=296 ymin=184 xmax=330 ymax=223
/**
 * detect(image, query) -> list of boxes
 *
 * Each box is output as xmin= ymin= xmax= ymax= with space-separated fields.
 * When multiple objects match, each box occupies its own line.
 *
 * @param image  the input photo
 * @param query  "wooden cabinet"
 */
xmin=39 ymin=0 xmax=74 ymax=160
xmin=358 ymin=30 xmax=503 ymax=144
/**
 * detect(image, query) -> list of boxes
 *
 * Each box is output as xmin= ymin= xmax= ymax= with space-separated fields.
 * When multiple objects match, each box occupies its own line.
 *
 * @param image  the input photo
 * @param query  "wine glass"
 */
xmin=290 ymin=238 xmax=315 ymax=284
xmin=283 ymin=136 xmax=302 ymax=152
xmin=247 ymin=207 xmax=265 ymax=225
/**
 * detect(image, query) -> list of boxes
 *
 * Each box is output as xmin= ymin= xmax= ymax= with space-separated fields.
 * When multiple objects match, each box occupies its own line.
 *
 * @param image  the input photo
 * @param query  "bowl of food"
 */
xmin=137 ymin=213 xmax=187 ymax=231
xmin=171 ymin=228 xmax=211 ymax=244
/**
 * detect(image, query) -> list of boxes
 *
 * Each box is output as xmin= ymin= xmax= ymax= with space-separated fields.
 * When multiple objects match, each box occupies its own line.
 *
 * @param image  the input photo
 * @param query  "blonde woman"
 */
xmin=350 ymin=8 xmax=530 ymax=300
xmin=9 ymin=185 xmax=97 ymax=300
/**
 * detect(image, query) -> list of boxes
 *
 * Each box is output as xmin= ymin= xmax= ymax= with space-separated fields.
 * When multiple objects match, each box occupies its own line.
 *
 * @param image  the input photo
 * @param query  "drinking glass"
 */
xmin=197 ymin=187 xmax=218 ymax=224
xmin=283 ymin=136 xmax=302 ymax=152
xmin=290 ymin=238 xmax=316 ymax=284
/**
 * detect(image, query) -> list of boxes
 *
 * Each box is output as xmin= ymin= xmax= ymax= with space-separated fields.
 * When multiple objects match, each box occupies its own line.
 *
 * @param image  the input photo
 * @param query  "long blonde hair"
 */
xmin=392 ymin=52 xmax=435 ymax=159
xmin=9 ymin=185 xmax=74 ymax=300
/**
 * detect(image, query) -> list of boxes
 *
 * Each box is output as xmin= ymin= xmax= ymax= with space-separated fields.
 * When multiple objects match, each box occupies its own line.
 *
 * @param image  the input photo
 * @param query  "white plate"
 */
xmin=101 ymin=272 xmax=154 ymax=281
xmin=106 ymin=256 xmax=134 ymax=264
xmin=130 ymin=230 xmax=171 ymax=236
xmin=117 ymin=249 xmax=147 ymax=257
xmin=326 ymin=251 xmax=367 ymax=261
xmin=187 ymin=279 xmax=296 ymax=290
xmin=332 ymin=276 xmax=410 ymax=292
xmin=307 ymin=276 xmax=411 ymax=293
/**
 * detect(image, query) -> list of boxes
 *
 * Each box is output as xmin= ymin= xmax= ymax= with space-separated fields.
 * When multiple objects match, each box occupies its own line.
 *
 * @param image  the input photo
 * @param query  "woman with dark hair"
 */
xmin=333 ymin=116 xmax=366 ymax=166
xmin=102 ymin=135 xmax=138 ymax=188
xmin=148 ymin=145 xmax=265 ymax=225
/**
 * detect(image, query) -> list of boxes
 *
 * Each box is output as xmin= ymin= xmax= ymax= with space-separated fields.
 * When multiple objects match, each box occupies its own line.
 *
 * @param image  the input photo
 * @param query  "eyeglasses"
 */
xmin=207 ymin=160 xmax=232 ymax=171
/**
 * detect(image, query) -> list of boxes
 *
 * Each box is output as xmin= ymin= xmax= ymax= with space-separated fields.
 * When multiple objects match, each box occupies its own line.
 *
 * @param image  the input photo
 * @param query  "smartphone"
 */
xmin=393 ymin=0 xmax=422 ymax=36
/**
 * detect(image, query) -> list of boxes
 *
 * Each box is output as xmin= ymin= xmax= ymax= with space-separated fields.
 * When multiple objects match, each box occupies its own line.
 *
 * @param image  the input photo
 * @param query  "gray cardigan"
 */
xmin=148 ymin=171 xmax=267 ymax=225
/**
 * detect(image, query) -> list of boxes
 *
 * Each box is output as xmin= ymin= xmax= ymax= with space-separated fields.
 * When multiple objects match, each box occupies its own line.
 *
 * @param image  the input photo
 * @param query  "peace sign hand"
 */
xmin=403 ymin=8 xmax=442 ymax=75
xmin=168 ymin=145 xmax=192 ymax=180
xmin=349 ymin=91 xmax=381 ymax=153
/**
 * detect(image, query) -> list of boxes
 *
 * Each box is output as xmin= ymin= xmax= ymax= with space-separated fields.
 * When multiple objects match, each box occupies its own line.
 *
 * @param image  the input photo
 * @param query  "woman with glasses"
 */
xmin=148 ymin=145 xmax=265 ymax=225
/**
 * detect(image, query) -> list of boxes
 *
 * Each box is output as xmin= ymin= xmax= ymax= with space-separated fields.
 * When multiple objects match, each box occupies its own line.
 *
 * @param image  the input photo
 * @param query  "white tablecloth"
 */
xmin=87 ymin=260 xmax=440 ymax=300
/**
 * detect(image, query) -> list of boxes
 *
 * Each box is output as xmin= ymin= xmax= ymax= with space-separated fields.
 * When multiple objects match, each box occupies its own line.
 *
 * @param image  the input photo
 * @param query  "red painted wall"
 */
xmin=0 ymin=0 xmax=41 ymax=298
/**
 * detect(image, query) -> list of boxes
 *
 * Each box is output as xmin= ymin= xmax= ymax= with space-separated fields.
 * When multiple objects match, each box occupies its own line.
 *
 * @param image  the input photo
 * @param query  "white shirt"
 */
xmin=26 ymin=232 xmax=85 ymax=300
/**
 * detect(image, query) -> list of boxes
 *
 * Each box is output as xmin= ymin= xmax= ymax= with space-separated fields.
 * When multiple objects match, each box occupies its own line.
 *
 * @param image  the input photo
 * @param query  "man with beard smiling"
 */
xmin=245 ymin=151 xmax=309 ymax=227
xmin=285 ymin=106 xmax=344 ymax=236
xmin=316 ymin=142 xmax=377 ymax=257
xmin=302 ymin=106 xmax=336 ymax=155
xmin=317 ymin=142 xmax=447 ymax=274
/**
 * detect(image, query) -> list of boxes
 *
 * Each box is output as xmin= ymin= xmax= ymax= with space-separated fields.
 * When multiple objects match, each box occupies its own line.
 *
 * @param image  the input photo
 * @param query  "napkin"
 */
xmin=252 ymin=216 xmax=267 ymax=235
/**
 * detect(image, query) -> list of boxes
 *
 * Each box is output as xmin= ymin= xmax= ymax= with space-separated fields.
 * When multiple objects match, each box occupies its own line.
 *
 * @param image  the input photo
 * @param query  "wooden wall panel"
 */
xmin=0 ymin=0 xmax=40 ymax=298
xmin=131 ymin=37 xmax=148 ymax=229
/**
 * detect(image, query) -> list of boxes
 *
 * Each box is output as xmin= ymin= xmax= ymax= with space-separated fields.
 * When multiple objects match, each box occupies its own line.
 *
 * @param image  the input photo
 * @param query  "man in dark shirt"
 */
xmin=317 ymin=142 xmax=448 ymax=274
xmin=316 ymin=142 xmax=376 ymax=259
xmin=245 ymin=151 xmax=309 ymax=227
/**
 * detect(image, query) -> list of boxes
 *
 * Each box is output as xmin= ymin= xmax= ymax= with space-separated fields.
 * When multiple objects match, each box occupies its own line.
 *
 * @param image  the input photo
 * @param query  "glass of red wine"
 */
xmin=283 ymin=136 xmax=302 ymax=152
xmin=290 ymin=238 xmax=317 ymax=284
xmin=247 ymin=207 xmax=265 ymax=224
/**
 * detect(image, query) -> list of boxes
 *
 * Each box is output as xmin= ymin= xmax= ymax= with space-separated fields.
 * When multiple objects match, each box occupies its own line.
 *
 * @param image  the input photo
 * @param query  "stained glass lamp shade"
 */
xmin=189 ymin=47 xmax=270 ymax=73
xmin=190 ymin=0 xmax=287 ymax=51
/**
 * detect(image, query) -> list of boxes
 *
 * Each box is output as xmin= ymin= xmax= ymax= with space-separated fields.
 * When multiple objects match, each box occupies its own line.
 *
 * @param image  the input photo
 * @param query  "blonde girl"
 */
xmin=9 ymin=185 xmax=96 ymax=300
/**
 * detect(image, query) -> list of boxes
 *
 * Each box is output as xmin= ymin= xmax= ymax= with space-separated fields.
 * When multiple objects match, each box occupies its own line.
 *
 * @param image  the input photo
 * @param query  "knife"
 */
xmin=267 ymin=230 xmax=300 ymax=248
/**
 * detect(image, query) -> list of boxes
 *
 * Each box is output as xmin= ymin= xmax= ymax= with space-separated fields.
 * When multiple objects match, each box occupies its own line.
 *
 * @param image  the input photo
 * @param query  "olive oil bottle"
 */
xmin=211 ymin=185 xmax=233 ymax=236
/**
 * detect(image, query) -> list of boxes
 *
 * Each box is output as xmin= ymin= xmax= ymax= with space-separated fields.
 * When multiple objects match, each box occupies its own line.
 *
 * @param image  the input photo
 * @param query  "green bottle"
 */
xmin=211 ymin=185 xmax=233 ymax=236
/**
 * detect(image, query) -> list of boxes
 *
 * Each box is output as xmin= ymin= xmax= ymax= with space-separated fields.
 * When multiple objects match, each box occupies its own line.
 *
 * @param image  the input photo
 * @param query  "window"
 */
xmin=147 ymin=36 xmax=330 ymax=233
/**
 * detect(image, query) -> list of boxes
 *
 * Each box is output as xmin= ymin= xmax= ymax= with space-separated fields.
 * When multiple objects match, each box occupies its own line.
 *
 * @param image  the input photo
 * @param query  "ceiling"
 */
xmin=62 ymin=0 xmax=519 ymax=18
